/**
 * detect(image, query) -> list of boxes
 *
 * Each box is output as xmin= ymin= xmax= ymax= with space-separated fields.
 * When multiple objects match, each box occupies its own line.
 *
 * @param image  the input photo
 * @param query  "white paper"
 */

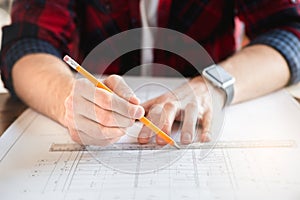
xmin=0 ymin=77 xmax=300 ymax=200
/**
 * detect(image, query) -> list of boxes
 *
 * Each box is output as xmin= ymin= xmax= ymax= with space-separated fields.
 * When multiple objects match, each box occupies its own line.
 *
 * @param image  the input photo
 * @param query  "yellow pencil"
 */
xmin=63 ymin=55 xmax=180 ymax=149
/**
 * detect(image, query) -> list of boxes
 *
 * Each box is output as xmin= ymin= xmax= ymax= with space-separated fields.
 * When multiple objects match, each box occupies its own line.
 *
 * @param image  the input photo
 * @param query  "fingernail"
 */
xmin=138 ymin=133 xmax=149 ymax=144
xmin=134 ymin=106 xmax=145 ymax=119
xmin=182 ymin=133 xmax=192 ymax=144
xmin=201 ymin=132 xmax=211 ymax=142
xmin=157 ymin=137 xmax=166 ymax=144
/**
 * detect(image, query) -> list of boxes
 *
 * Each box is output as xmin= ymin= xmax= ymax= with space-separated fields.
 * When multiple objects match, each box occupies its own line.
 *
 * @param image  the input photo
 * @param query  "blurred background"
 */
xmin=0 ymin=0 xmax=10 ymax=92
xmin=0 ymin=0 xmax=11 ymax=44
xmin=0 ymin=0 xmax=299 ymax=97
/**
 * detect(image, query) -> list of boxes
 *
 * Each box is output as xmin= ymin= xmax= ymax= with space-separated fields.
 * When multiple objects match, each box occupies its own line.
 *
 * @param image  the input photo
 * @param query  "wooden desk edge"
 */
xmin=0 ymin=93 xmax=27 ymax=136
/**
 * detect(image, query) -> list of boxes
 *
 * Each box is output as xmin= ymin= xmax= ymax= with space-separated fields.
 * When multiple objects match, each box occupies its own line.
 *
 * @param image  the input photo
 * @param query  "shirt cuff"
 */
xmin=3 ymin=38 xmax=61 ymax=97
xmin=250 ymin=29 xmax=300 ymax=85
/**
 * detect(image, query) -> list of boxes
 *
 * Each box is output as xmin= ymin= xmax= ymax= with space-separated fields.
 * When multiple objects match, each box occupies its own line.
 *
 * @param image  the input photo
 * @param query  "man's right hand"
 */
xmin=63 ymin=75 xmax=145 ymax=146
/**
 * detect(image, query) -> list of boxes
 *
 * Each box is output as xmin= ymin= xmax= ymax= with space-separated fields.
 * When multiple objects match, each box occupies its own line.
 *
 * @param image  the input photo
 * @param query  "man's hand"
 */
xmin=138 ymin=76 xmax=213 ymax=145
xmin=64 ymin=75 xmax=145 ymax=146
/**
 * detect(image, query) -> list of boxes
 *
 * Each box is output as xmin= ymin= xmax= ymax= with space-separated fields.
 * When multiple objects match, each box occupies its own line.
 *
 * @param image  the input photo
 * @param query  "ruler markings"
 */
xmin=49 ymin=140 xmax=296 ymax=152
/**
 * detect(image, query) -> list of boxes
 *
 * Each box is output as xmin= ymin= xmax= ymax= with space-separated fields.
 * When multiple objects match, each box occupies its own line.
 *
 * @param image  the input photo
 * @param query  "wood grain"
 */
xmin=0 ymin=93 xmax=27 ymax=136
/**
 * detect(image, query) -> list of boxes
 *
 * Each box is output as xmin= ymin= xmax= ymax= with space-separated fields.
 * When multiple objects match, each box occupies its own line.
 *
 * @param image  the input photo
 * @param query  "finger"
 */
xmin=141 ymin=93 xmax=168 ymax=113
xmin=73 ymin=78 xmax=99 ymax=102
xmin=75 ymin=95 xmax=135 ymax=127
xmin=84 ymin=88 xmax=145 ymax=120
xmin=109 ymin=93 xmax=145 ymax=119
xmin=156 ymin=102 xmax=178 ymax=145
xmin=181 ymin=102 xmax=199 ymax=144
xmin=75 ymin=78 xmax=145 ymax=119
xmin=141 ymin=97 xmax=158 ymax=113
xmin=103 ymin=75 xmax=140 ymax=104
xmin=193 ymin=127 xmax=202 ymax=143
xmin=74 ymin=114 xmax=126 ymax=140
xmin=200 ymin=109 xmax=212 ymax=142
xmin=138 ymin=105 xmax=163 ymax=144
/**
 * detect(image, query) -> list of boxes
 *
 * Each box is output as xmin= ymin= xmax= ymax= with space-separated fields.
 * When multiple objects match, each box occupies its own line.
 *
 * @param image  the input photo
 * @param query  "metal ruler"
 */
xmin=49 ymin=140 xmax=296 ymax=152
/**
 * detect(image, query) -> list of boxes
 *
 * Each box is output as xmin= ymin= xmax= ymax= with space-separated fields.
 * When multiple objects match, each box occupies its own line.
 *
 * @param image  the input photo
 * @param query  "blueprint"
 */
xmin=1 ymin=77 xmax=300 ymax=200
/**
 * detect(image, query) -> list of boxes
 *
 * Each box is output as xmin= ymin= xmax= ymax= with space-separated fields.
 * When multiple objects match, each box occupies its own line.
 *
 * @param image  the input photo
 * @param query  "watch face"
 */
xmin=205 ymin=66 xmax=233 ymax=85
xmin=206 ymin=67 xmax=232 ymax=84
xmin=203 ymin=65 xmax=235 ymax=106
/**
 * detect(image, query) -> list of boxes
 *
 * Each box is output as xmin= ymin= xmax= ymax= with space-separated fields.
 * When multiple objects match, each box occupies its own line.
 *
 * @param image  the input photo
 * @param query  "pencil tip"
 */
xmin=173 ymin=142 xmax=181 ymax=149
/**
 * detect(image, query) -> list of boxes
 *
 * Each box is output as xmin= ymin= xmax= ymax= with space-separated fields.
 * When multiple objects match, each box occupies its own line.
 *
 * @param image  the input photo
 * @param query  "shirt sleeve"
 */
xmin=250 ymin=29 xmax=300 ymax=84
xmin=0 ymin=0 xmax=79 ymax=96
xmin=236 ymin=0 xmax=300 ymax=84
xmin=2 ymin=38 xmax=61 ymax=97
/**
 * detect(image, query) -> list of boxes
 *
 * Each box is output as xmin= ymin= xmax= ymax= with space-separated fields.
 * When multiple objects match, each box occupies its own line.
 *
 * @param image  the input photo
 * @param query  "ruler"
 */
xmin=49 ymin=140 xmax=296 ymax=152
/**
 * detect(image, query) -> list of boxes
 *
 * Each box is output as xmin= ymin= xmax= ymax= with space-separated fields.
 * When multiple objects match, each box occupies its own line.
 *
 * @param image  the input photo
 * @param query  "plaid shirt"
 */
xmin=1 ymin=0 xmax=300 ymax=96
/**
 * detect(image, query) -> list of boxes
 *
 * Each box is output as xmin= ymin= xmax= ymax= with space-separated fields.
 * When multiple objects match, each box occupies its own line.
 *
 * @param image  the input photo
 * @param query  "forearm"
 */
xmin=12 ymin=53 xmax=74 ymax=125
xmin=219 ymin=44 xmax=290 ymax=104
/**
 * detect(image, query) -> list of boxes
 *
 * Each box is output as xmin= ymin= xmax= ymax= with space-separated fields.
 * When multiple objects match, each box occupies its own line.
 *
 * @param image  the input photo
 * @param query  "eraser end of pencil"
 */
xmin=63 ymin=55 xmax=78 ymax=70
xmin=63 ymin=55 xmax=70 ymax=62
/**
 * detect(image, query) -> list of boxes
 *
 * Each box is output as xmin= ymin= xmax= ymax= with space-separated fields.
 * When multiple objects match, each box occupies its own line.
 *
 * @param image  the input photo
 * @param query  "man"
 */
xmin=1 ymin=0 xmax=299 ymax=146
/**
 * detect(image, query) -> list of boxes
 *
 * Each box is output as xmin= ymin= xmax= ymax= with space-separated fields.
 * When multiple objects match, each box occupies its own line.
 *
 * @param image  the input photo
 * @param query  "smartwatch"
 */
xmin=202 ymin=64 xmax=235 ymax=106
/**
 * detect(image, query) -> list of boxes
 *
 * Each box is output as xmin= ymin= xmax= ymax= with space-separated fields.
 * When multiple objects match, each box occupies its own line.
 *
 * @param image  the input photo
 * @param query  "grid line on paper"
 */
xmin=192 ymin=150 xmax=199 ymax=187
xmin=134 ymin=150 xmax=142 ymax=188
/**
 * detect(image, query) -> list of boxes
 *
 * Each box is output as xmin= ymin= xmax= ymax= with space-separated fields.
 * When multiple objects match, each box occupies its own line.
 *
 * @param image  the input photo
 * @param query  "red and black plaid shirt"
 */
xmin=1 ymin=0 xmax=300 ymax=95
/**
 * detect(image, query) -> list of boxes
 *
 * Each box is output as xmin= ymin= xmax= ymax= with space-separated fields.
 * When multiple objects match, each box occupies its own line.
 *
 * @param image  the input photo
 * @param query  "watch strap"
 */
xmin=224 ymin=81 xmax=234 ymax=106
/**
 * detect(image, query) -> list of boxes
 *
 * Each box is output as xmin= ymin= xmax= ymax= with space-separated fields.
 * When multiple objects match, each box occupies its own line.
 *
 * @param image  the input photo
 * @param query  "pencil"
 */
xmin=63 ymin=55 xmax=180 ymax=149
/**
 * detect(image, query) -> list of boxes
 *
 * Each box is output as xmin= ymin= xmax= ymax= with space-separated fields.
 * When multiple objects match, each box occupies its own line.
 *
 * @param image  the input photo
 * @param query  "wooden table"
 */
xmin=0 ymin=93 xmax=27 ymax=136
